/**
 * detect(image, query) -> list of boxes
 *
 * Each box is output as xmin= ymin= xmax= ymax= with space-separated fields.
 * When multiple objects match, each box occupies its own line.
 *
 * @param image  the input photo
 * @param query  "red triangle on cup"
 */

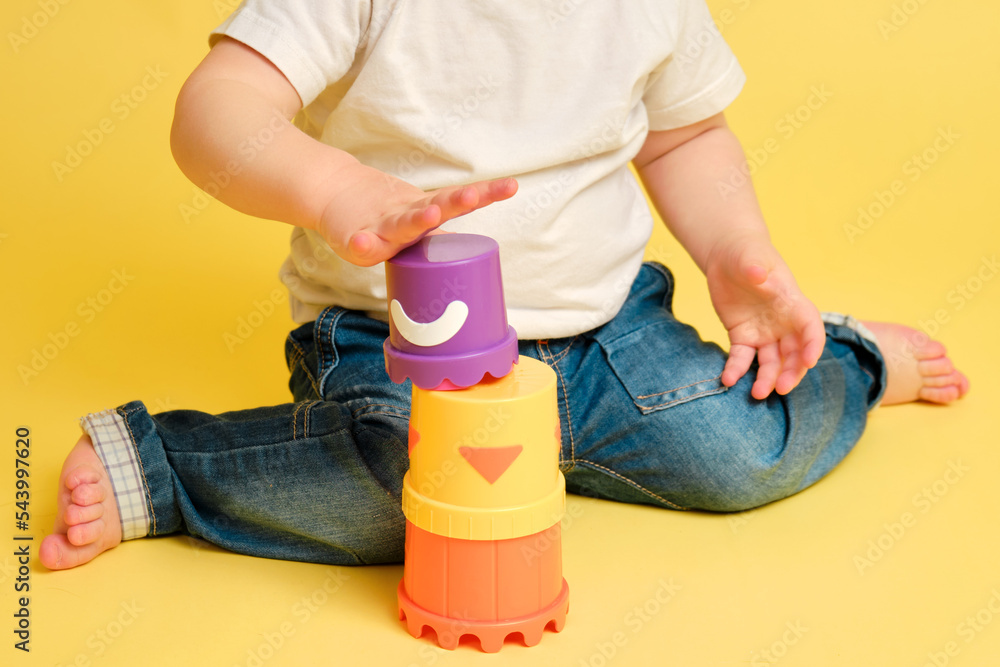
xmin=459 ymin=445 xmax=523 ymax=484
xmin=408 ymin=424 xmax=420 ymax=456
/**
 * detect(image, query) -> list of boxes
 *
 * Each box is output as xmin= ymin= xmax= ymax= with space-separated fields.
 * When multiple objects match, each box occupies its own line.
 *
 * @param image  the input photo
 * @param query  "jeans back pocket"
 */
xmin=596 ymin=319 xmax=729 ymax=415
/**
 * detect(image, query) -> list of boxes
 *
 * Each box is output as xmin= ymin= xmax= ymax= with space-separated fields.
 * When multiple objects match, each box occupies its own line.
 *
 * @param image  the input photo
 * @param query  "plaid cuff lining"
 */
xmin=820 ymin=311 xmax=883 ymax=409
xmin=820 ymin=311 xmax=879 ymax=348
xmin=79 ymin=409 xmax=151 ymax=540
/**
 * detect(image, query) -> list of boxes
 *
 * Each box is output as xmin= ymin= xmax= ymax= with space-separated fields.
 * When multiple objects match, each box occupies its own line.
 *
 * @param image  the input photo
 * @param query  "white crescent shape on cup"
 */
xmin=390 ymin=299 xmax=469 ymax=347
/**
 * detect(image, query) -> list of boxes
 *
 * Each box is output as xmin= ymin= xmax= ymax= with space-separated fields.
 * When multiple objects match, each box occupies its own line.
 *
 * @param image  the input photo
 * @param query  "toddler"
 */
xmin=41 ymin=0 xmax=968 ymax=570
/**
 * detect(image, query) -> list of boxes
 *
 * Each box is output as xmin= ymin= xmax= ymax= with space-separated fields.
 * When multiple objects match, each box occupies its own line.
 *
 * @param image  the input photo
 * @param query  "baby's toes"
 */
xmin=923 ymin=371 xmax=966 ymax=388
xmin=918 ymin=357 xmax=954 ymax=377
xmin=919 ymin=385 xmax=961 ymax=404
xmin=912 ymin=338 xmax=947 ymax=360
xmin=67 ymin=517 xmax=106 ymax=547
xmin=65 ymin=464 xmax=102 ymax=491
xmin=70 ymin=481 xmax=106 ymax=507
xmin=65 ymin=501 xmax=104 ymax=526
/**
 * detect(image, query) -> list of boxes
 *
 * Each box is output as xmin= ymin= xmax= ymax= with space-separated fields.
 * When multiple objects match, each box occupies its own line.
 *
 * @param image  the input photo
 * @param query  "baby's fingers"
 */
xmin=389 ymin=178 xmax=516 ymax=244
xmin=799 ymin=313 xmax=826 ymax=368
xmin=774 ymin=353 xmax=809 ymax=395
xmin=430 ymin=178 xmax=518 ymax=222
xmin=772 ymin=327 xmax=819 ymax=395
xmin=751 ymin=344 xmax=781 ymax=399
xmin=341 ymin=178 xmax=518 ymax=266
xmin=347 ymin=206 xmax=445 ymax=265
xmin=722 ymin=344 xmax=756 ymax=387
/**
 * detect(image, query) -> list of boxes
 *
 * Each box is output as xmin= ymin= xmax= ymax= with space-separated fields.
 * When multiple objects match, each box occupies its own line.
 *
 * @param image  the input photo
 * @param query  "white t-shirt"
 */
xmin=211 ymin=0 xmax=745 ymax=339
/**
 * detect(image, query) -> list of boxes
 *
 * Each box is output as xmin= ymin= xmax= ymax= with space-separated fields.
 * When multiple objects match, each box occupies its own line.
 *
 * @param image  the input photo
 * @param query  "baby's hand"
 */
xmin=705 ymin=231 xmax=826 ymax=399
xmin=318 ymin=163 xmax=518 ymax=266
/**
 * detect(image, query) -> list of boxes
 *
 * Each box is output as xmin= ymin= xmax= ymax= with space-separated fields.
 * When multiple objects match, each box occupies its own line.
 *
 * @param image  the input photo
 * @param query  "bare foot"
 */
xmin=40 ymin=434 xmax=122 ymax=570
xmin=861 ymin=321 xmax=970 ymax=406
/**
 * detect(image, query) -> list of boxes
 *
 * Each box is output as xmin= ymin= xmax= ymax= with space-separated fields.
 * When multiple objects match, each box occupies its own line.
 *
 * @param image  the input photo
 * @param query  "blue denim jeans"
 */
xmin=112 ymin=262 xmax=885 ymax=565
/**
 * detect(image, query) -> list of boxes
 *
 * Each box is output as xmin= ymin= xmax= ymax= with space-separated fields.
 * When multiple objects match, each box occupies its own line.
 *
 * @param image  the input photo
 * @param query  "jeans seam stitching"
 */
xmin=638 ymin=385 xmax=727 ymax=411
xmin=317 ymin=308 xmax=348 ymax=396
xmin=643 ymin=261 xmax=675 ymax=310
xmin=549 ymin=336 xmax=579 ymax=363
xmin=545 ymin=340 xmax=576 ymax=471
xmin=117 ymin=407 xmax=158 ymax=535
xmin=351 ymin=408 xmax=410 ymax=420
xmin=636 ymin=373 xmax=723 ymax=400
xmin=351 ymin=403 xmax=410 ymax=418
xmin=286 ymin=336 xmax=302 ymax=365
xmin=286 ymin=333 xmax=317 ymax=389
xmin=317 ymin=307 xmax=335 ymax=376
xmin=304 ymin=400 xmax=319 ymax=439
xmin=297 ymin=356 xmax=321 ymax=398
xmin=351 ymin=423 xmax=406 ymax=565
xmin=292 ymin=401 xmax=305 ymax=441
xmin=289 ymin=347 xmax=304 ymax=377
xmin=574 ymin=458 xmax=689 ymax=510
xmin=787 ymin=388 xmax=802 ymax=475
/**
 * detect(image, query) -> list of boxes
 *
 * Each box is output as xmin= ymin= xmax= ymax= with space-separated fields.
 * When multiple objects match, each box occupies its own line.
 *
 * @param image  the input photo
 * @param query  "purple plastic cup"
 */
xmin=383 ymin=234 xmax=518 ymax=389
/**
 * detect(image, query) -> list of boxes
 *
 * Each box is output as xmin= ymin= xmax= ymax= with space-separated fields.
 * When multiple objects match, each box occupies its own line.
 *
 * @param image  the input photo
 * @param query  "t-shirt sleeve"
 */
xmin=209 ymin=0 xmax=372 ymax=107
xmin=643 ymin=0 xmax=747 ymax=130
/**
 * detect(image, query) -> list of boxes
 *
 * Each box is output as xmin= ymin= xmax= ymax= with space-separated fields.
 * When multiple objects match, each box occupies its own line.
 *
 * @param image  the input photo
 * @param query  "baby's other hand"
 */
xmin=318 ymin=164 xmax=517 ymax=266
xmin=706 ymin=231 xmax=826 ymax=399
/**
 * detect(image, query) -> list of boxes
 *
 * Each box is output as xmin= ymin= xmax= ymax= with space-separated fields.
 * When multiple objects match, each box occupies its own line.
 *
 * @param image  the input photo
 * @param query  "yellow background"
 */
xmin=2 ymin=1 xmax=998 ymax=665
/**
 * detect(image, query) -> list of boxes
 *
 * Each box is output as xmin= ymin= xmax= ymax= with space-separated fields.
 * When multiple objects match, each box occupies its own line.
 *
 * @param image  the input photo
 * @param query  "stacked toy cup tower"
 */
xmin=384 ymin=233 xmax=569 ymax=653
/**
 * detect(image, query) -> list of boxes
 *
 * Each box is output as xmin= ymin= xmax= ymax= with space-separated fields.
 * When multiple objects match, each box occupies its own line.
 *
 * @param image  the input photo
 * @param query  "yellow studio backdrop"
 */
xmin=0 ymin=1 xmax=997 ymax=665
